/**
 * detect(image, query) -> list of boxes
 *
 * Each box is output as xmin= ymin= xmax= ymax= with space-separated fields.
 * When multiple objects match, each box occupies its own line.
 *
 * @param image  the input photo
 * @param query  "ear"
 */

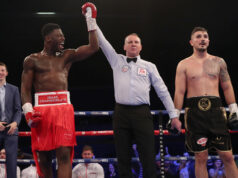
xmin=189 ymin=39 xmax=193 ymax=47
xmin=45 ymin=35 xmax=51 ymax=43
xmin=123 ymin=44 xmax=126 ymax=51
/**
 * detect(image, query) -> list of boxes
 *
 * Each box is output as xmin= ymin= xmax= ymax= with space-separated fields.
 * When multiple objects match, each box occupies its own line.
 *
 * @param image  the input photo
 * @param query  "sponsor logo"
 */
xmin=197 ymin=137 xmax=208 ymax=146
xmin=38 ymin=94 xmax=68 ymax=104
xmin=121 ymin=65 xmax=130 ymax=72
xmin=137 ymin=67 xmax=147 ymax=77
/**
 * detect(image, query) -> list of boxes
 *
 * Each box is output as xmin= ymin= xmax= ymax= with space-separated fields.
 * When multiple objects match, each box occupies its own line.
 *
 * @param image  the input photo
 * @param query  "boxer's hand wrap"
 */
xmin=22 ymin=103 xmax=42 ymax=128
xmin=82 ymin=2 xmax=97 ymax=31
xmin=166 ymin=119 xmax=179 ymax=135
xmin=228 ymin=103 xmax=238 ymax=130
xmin=166 ymin=109 xmax=180 ymax=135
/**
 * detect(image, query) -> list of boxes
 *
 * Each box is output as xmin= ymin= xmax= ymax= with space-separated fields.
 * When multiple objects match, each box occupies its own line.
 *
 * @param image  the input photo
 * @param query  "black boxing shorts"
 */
xmin=184 ymin=96 xmax=232 ymax=152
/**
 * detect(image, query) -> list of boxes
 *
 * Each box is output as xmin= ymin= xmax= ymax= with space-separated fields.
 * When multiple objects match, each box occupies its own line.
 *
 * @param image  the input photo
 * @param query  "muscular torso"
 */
xmin=184 ymin=55 xmax=222 ymax=98
xmin=31 ymin=51 xmax=72 ymax=92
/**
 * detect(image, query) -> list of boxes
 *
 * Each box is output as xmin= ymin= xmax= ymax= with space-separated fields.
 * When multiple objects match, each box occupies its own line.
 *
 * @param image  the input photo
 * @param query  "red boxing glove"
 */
xmin=25 ymin=111 xmax=42 ymax=128
xmin=82 ymin=2 xmax=97 ymax=18
xmin=82 ymin=2 xmax=97 ymax=31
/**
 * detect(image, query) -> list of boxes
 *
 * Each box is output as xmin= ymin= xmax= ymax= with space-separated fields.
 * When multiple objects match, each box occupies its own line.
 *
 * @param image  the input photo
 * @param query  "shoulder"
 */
xmin=95 ymin=163 xmax=103 ymax=168
xmin=6 ymin=83 xmax=18 ymax=90
xmin=176 ymin=57 xmax=192 ymax=71
xmin=62 ymin=48 xmax=76 ymax=55
xmin=178 ymin=57 xmax=191 ymax=66
xmin=209 ymin=54 xmax=226 ymax=67
xmin=139 ymin=58 xmax=157 ymax=70
xmin=73 ymin=163 xmax=84 ymax=170
xmin=139 ymin=58 xmax=154 ymax=65
xmin=23 ymin=53 xmax=41 ymax=68
xmin=24 ymin=53 xmax=40 ymax=62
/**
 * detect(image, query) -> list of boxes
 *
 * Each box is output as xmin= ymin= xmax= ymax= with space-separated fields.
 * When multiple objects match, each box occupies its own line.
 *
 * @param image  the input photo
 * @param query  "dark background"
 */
xmin=1 ymin=0 xmax=238 ymax=159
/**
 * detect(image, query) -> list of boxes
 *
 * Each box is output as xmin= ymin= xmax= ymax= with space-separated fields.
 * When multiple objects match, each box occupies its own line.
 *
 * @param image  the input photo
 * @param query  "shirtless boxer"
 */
xmin=171 ymin=27 xmax=238 ymax=178
xmin=21 ymin=3 xmax=98 ymax=178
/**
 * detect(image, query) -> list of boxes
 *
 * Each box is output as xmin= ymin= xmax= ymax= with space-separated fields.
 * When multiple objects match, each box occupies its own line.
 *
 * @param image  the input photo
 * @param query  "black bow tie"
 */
xmin=127 ymin=57 xmax=137 ymax=63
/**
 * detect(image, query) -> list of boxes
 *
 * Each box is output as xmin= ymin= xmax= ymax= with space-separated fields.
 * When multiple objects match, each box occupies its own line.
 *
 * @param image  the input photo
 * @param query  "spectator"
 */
xmin=72 ymin=145 xmax=104 ymax=178
xmin=209 ymin=159 xmax=226 ymax=178
xmin=0 ymin=62 xmax=22 ymax=178
xmin=0 ymin=149 xmax=20 ymax=178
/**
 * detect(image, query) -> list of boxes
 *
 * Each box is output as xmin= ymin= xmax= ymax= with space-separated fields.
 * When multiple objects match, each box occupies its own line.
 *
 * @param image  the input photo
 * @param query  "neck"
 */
xmin=0 ymin=80 xmax=6 ymax=87
xmin=41 ymin=47 xmax=56 ymax=56
xmin=193 ymin=50 xmax=208 ymax=59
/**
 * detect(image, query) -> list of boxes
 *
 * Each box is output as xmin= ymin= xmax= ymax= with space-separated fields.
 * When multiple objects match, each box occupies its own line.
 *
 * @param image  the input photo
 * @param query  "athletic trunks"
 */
xmin=184 ymin=96 xmax=231 ymax=152
xmin=31 ymin=91 xmax=76 ymax=176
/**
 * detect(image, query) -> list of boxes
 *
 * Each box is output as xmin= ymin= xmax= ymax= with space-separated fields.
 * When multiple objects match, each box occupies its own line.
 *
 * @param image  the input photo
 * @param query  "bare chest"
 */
xmin=186 ymin=60 xmax=220 ymax=81
xmin=35 ymin=58 xmax=68 ymax=74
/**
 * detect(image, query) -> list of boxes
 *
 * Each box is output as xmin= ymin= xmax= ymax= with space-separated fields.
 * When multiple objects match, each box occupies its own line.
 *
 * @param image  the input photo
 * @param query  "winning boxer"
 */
xmin=21 ymin=3 xmax=99 ymax=178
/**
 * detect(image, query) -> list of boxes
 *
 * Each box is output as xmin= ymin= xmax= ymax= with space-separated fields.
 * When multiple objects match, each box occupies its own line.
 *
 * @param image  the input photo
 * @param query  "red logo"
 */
xmin=137 ymin=67 xmax=147 ymax=76
xmin=197 ymin=137 xmax=208 ymax=146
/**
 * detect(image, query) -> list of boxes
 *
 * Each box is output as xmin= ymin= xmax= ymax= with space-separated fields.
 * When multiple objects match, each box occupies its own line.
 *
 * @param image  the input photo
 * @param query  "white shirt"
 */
xmin=0 ymin=164 xmax=21 ymax=178
xmin=0 ymin=83 xmax=6 ymax=122
xmin=96 ymin=26 xmax=178 ymax=119
xmin=21 ymin=164 xmax=39 ymax=178
xmin=72 ymin=163 xmax=104 ymax=178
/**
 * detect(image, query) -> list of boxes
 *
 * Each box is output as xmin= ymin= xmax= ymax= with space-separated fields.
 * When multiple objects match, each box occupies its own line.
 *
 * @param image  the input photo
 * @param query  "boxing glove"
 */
xmin=82 ymin=2 xmax=97 ymax=31
xmin=22 ymin=103 xmax=42 ymax=128
xmin=228 ymin=103 xmax=238 ymax=130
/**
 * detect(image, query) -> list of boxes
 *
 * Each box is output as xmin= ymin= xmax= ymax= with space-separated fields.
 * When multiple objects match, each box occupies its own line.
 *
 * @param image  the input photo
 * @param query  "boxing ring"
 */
xmin=7 ymin=110 xmax=238 ymax=177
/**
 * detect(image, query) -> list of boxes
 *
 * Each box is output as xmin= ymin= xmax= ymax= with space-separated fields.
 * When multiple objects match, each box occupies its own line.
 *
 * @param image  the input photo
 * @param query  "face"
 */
xmin=0 ymin=65 xmax=8 ymax=82
xmin=215 ymin=159 xmax=222 ymax=167
xmin=124 ymin=35 xmax=142 ymax=57
xmin=190 ymin=31 xmax=210 ymax=52
xmin=0 ymin=149 xmax=6 ymax=159
xmin=82 ymin=150 xmax=94 ymax=159
xmin=47 ymin=29 xmax=65 ymax=52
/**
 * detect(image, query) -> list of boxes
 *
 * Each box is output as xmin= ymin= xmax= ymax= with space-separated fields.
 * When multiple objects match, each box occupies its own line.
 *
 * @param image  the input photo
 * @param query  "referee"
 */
xmin=96 ymin=24 xmax=180 ymax=178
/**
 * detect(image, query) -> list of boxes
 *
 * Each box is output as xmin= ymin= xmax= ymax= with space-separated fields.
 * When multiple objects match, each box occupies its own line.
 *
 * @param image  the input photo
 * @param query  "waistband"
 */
xmin=34 ymin=91 xmax=71 ymax=106
xmin=116 ymin=103 xmax=149 ymax=108
xmin=185 ymin=96 xmax=222 ymax=111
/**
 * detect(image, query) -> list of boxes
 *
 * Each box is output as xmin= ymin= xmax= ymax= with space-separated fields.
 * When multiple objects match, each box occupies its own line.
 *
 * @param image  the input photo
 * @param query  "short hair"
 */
xmin=41 ymin=23 xmax=61 ymax=39
xmin=0 ymin=62 xmax=8 ymax=71
xmin=124 ymin=33 xmax=141 ymax=43
xmin=82 ymin=145 xmax=93 ymax=153
xmin=191 ymin=26 xmax=208 ymax=37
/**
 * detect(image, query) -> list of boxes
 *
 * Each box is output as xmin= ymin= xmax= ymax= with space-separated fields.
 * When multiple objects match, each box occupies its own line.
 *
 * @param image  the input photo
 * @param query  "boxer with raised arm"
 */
xmin=21 ymin=4 xmax=98 ymax=178
xmin=172 ymin=27 xmax=238 ymax=178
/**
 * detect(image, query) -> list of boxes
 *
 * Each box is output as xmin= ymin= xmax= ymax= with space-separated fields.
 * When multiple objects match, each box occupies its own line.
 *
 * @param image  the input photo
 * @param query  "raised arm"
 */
xmin=67 ymin=3 xmax=99 ymax=63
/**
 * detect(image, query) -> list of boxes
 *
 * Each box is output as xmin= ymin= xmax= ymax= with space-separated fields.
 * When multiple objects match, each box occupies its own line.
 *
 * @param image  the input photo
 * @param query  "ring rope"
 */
xmin=73 ymin=108 xmax=230 ymax=116
xmin=1 ymin=155 xmax=238 ymax=164
xmin=18 ymin=129 xmax=238 ymax=137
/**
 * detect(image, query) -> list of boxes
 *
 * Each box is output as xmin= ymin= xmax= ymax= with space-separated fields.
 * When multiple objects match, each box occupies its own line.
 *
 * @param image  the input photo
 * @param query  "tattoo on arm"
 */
xmin=219 ymin=58 xmax=230 ymax=82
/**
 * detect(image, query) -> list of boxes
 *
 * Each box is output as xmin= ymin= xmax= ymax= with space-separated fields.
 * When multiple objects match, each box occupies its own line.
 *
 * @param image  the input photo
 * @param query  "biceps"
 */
xmin=175 ymin=73 xmax=186 ymax=94
xmin=73 ymin=45 xmax=96 ymax=61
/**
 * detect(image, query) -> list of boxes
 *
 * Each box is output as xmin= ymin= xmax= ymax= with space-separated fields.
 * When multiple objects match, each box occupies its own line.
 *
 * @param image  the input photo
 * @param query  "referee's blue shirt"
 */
xmin=97 ymin=26 xmax=178 ymax=119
